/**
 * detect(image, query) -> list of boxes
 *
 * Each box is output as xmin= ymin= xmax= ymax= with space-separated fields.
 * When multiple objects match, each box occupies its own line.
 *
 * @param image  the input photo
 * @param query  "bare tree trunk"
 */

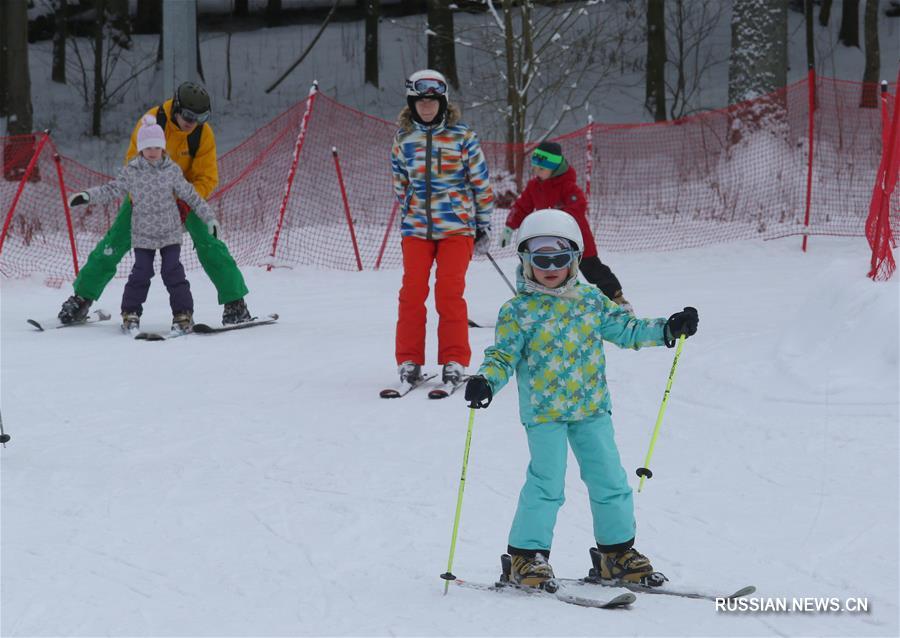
xmin=226 ymin=32 xmax=233 ymax=100
xmin=0 ymin=0 xmax=7 ymax=117
xmin=266 ymin=0 xmax=282 ymax=27
xmin=92 ymin=0 xmax=106 ymax=137
xmin=838 ymin=0 xmax=860 ymax=48
xmin=196 ymin=1 xmax=205 ymax=82
xmin=860 ymin=0 xmax=879 ymax=107
xmin=503 ymin=0 xmax=517 ymax=176
xmin=135 ymin=0 xmax=160 ymax=33
xmin=819 ymin=0 xmax=833 ymax=26
xmin=426 ymin=0 xmax=459 ymax=90
xmin=804 ymin=0 xmax=815 ymax=71
xmin=645 ymin=0 xmax=666 ymax=121
xmin=5 ymin=0 xmax=33 ymax=135
xmin=234 ymin=0 xmax=249 ymax=18
xmin=515 ymin=0 xmax=532 ymax=185
xmin=365 ymin=0 xmax=379 ymax=87
xmin=52 ymin=0 xmax=68 ymax=83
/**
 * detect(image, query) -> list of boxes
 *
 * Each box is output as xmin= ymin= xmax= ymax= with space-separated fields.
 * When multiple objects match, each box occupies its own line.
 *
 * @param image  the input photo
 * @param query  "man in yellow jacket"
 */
xmin=57 ymin=82 xmax=252 ymax=325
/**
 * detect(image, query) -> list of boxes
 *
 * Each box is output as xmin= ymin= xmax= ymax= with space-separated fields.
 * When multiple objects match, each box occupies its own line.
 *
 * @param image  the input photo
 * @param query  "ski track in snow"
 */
xmin=1 ymin=237 xmax=897 ymax=636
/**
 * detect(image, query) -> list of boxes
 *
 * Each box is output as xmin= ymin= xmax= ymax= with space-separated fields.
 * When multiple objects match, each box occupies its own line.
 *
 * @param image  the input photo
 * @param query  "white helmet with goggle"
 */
xmin=406 ymin=69 xmax=450 ymax=125
xmin=516 ymin=209 xmax=584 ymax=296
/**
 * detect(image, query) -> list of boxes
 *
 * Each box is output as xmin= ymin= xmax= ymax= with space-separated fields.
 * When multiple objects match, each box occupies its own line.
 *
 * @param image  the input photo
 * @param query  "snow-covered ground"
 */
xmin=1 ymin=236 xmax=897 ymax=636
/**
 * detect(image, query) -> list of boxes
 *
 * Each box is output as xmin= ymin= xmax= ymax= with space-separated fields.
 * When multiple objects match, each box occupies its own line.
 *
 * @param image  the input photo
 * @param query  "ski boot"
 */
xmin=441 ymin=361 xmax=465 ymax=384
xmin=121 ymin=311 xmax=140 ymax=333
xmin=172 ymin=311 xmax=194 ymax=334
xmin=500 ymin=552 xmax=558 ymax=592
xmin=399 ymin=361 xmax=424 ymax=384
xmin=222 ymin=298 xmax=252 ymax=325
xmin=588 ymin=546 xmax=666 ymax=587
xmin=58 ymin=294 xmax=93 ymax=325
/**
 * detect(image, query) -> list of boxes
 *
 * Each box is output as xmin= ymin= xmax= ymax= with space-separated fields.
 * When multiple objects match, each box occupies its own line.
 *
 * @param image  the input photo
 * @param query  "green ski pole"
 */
xmin=636 ymin=334 xmax=686 ymax=492
xmin=440 ymin=407 xmax=477 ymax=594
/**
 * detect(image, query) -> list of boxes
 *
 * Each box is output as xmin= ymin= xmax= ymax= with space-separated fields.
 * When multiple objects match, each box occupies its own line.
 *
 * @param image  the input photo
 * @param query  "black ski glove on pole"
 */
xmin=464 ymin=375 xmax=493 ymax=409
xmin=665 ymin=306 xmax=699 ymax=347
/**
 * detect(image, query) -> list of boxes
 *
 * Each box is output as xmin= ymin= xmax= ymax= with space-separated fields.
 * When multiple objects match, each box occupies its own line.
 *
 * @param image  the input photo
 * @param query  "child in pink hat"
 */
xmin=68 ymin=115 xmax=219 ymax=335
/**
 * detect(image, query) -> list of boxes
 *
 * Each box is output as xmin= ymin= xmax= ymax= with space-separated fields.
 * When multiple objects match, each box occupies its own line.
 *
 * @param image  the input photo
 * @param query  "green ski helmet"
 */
xmin=173 ymin=82 xmax=211 ymax=124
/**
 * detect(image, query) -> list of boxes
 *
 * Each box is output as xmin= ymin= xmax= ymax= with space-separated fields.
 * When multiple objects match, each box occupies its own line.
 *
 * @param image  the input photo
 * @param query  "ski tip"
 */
xmin=728 ymin=586 xmax=756 ymax=599
xmin=605 ymin=592 xmax=637 ymax=607
xmin=27 ymin=319 xmax=44 ymax=331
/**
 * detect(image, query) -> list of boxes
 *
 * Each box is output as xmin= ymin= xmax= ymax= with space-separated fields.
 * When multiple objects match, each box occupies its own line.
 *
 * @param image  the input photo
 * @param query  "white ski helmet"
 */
xmin=406 ymin=69 xmax=450 ymax=125
xmin=405 ymin=69 xmax=450 ymax=101
xmin=516 ymin=209 xmax=584 ymax=293
xmin=516 ymin=208 xmax=584 ymax=253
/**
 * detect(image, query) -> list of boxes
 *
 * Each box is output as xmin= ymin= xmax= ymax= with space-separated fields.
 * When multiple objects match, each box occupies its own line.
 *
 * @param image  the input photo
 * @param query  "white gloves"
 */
xmin=207 ymin=218 xmax=221 ymax=238
xmin=500 ymin=226 xmax=515 ymax=248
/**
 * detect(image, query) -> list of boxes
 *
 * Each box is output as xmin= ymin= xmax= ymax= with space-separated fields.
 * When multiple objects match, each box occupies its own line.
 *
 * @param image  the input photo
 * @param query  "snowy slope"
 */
xmin=1 ymin=236 xmax=897 ymax=636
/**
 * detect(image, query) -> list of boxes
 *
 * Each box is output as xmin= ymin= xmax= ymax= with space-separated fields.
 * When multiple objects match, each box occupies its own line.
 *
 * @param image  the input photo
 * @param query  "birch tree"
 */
xmin=728 ymin=0 xmax=788 ymax=142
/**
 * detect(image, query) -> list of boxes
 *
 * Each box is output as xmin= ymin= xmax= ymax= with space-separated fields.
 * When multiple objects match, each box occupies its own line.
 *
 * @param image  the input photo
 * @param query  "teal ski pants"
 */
xmin=508 ymin=413 xmax=636 ymax=552
xmin=73 ymin=198 xmax=249 ymax=305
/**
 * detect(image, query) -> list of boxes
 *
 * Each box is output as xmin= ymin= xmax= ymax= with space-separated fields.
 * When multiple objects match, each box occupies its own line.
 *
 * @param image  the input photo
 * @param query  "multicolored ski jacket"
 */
xmin=391 ymin=105 xmax=493 ymax=241
xmin=477 ymin=276 xmax=668 ymax=424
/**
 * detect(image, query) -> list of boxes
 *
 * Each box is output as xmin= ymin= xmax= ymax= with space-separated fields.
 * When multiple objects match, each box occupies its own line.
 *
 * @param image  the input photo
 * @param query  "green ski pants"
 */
xmin=73 ymin=198 xmax=249 ymax=305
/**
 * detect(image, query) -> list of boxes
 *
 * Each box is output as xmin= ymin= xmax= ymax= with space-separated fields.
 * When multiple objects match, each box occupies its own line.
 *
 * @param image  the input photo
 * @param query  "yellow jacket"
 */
xmin=126 ymin=99 xmax=218 ymax=199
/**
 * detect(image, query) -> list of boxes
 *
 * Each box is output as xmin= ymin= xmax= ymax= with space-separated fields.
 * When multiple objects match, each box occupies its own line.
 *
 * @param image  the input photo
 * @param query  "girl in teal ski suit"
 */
xmin=463 ymin=208 xmax=699 ymax=589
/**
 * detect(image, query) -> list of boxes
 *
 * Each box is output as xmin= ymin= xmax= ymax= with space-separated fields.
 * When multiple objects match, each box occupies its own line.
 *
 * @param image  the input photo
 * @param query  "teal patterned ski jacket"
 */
xmin=477 ymin=277 xmax=669 ymax=425
xmin=390 ymin=105 xmax=493 ymax=241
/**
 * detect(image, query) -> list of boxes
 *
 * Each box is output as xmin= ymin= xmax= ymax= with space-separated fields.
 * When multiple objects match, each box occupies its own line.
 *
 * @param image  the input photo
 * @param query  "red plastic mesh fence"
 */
xmin=0 ymin=75 xmax=895 ymax=281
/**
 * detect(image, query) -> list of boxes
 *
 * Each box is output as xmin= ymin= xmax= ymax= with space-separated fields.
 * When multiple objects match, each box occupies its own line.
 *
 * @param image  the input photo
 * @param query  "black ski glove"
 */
xmin=665 ymin=306 xmax=699 ymax=347
xmin=464 ymin=375 xmax=493 ymax=409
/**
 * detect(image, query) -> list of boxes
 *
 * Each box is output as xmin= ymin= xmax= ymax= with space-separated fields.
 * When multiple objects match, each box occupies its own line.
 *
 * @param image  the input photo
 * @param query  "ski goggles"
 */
xmin=177 ymin=106 xmax=210 ymax=124
xmin=407 ymin=78 xmax=448 ymax=97
xmin=526 ymin=249 xmax=576 ymax=271
xmin=532 ymin=148 xmax=563 ymax=170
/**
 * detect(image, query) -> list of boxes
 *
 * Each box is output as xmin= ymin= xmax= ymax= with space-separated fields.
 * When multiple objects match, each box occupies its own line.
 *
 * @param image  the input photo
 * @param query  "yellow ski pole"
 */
xmin=636 ymin=334 xmax=686 ymax=492
xmin=440 ymin=407 xmax=477 ymax=594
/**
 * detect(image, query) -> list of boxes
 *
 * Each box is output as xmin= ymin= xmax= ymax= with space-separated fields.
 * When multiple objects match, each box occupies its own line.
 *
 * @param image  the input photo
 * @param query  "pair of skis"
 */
xmin=26 ymin=311 xmax=279 ymax=339
xmin=379 ymin=373 xmax=469 ymax=400
xmin=133 ymin=314 xmax=279 ymax=341
xmin=452 ymin=574 xmax=755 ymax=609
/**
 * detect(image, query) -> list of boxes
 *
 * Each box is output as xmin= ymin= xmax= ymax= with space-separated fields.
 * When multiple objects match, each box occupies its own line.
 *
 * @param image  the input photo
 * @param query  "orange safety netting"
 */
xmin=1 ymin=75 xmax=896 ymax=282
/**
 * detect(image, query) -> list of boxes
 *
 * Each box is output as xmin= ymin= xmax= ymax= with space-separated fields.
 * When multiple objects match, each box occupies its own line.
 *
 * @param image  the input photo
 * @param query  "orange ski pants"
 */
xmin=396 ymin=235 xmax=473 ymax=367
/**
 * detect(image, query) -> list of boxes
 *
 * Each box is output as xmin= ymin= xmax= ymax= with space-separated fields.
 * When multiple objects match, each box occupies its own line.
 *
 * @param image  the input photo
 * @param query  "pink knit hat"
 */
xmin=136 ymin=114 xmax=166 ymax=152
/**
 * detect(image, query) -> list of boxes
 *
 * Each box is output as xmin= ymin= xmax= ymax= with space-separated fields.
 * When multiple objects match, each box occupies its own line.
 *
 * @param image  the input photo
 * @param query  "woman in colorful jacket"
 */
xmin=464 ymin=208 xmax=699 ymax=590
xmin=388 ymin=69 xmax=494 ymax=390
